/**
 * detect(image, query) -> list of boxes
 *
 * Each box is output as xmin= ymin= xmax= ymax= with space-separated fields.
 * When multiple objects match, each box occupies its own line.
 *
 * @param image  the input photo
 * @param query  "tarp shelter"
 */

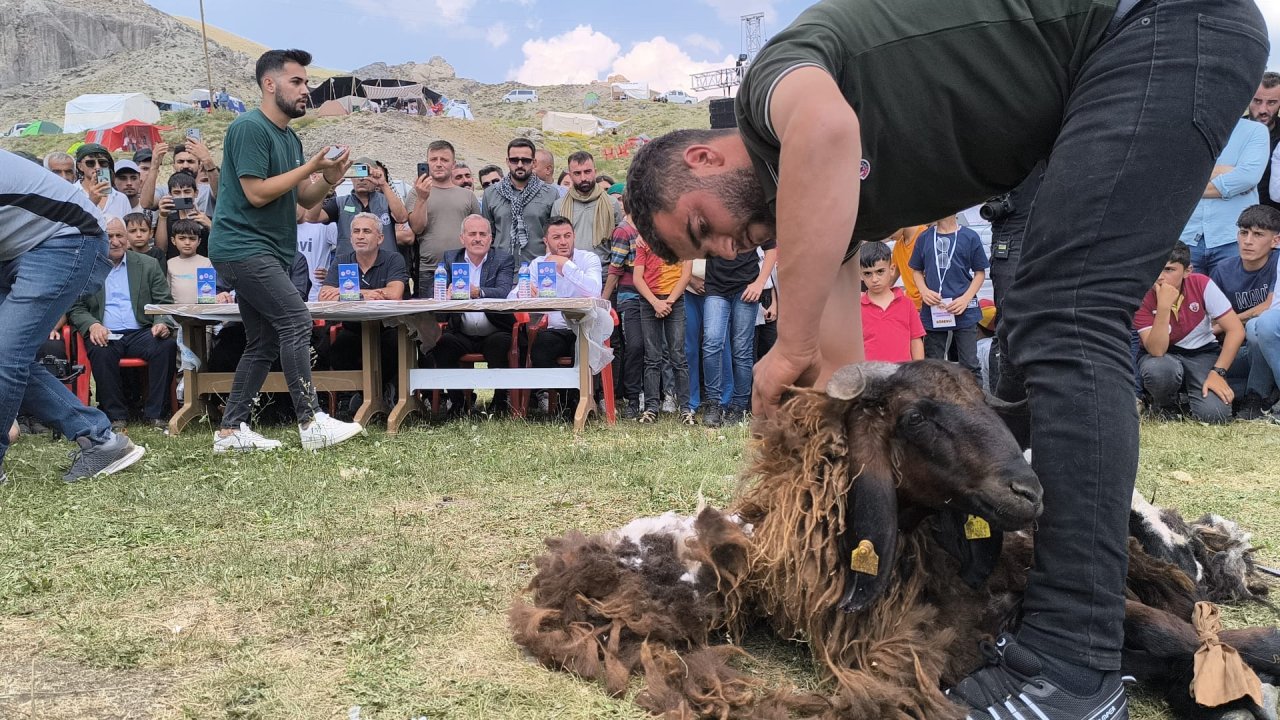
xmin=19 ymin=121 xmax=62 ymax=135
xmin=541 ymin=112 xmax=622 ymax=137
xmin=313 ymin=96 xmax=371 ymax=117
xmin=443 ymin=99 xmax=473 ymax=120
xmin=610 ymin=82 xmax=651 ymax=101
xmin=83 ymin=119 xmax=168 ymax=153
xmin=155 ymin=100 xmax=195 ymax=112
xmin=189 ymin=89 xmax=245 ymax=113
xmin=63 ymin=93 xmax=160 ymax=133
xmin=308 ymin=76 xmax=441 ymax=114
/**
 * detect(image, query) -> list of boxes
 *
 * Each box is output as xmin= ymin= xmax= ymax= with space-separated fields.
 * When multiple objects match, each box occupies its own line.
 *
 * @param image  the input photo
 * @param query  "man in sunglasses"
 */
xmin=75 ymin=143 xmax=132 ymax=219
xmin=477 ymin=165 xmax=503 ymax=191
xmin=482 ymin=138 xmax=559 ymax=264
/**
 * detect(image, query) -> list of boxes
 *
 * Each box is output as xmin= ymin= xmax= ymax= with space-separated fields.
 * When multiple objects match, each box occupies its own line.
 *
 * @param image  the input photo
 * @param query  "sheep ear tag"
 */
xmin=837 ymin=460 xmax=898 ymax=614
xmin=932 ymin=509 xmax=1004 ymax=590
xmin=850 ymin=540 xmax=880 ymax=575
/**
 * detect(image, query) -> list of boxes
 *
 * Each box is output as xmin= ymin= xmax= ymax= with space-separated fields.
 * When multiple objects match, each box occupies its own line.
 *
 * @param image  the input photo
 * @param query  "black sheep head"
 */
xmin=826 ymin=360 xmax=1043 ymax=613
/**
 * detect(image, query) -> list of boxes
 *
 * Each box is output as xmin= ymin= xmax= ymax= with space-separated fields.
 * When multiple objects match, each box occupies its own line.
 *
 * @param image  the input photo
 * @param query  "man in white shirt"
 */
xmin=75 ymin=144 xmax=133 ymax=219
xmin=295 ymin=198 xmax=338 ymax=302
xmin=516 ymin=216 xmax=603 ymax=365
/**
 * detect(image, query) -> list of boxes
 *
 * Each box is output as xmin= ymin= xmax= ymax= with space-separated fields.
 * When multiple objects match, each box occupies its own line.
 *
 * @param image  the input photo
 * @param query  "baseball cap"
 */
xmin=353 ymin=156 xmax=377 ymax=167
xmin=133 ymin=148 xmax=153 ymax=163
xmin=75 ymin=143 xmax=111 ymax=162
xmin=607 ymin=182 xmax=625 ymax=196
xmin=114 ymin=160 xmax=141 ymax=175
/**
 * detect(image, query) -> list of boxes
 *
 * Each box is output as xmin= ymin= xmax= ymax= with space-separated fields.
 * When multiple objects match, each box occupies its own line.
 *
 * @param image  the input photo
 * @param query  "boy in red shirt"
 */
xmin=1134 ymin=241 xmax=1244 ymax=423
xmin=859 ymin=241 xmax=924 ymax=363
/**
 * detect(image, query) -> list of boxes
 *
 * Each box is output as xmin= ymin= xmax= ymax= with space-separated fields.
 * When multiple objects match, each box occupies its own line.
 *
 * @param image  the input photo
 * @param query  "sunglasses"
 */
xmin=507 ymin=157 xmax=534 ymax=165
xmin=481 ymin=179 xmax=501 ymax=187
xmin=80 ymin=157 xmax=110 ymax=168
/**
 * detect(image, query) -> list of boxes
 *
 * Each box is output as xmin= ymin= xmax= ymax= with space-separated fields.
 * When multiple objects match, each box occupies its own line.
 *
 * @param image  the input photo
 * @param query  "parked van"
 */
xmin=502 ymin=89 xmax=538 ymax=104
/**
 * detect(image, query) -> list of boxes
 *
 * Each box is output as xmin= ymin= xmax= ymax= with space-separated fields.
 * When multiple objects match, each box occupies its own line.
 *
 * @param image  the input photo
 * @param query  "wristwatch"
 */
xmin=1211 ymin=367 xmax=1227 ymax=377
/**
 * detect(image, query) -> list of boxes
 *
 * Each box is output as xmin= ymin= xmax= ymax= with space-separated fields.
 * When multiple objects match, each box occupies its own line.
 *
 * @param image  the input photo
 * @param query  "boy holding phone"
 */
xmin=155 ymin=173 xmax=212 ymax=259
xmin=209 ymin=48 xmax=363 ymax=452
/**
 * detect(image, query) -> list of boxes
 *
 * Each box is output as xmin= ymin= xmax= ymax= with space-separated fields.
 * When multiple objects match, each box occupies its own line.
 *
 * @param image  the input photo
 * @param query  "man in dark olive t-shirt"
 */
xmin=209 ymin=49 xmax=364 ymax=454
xmin=625 ymin=0 xmax=1268 ymax=718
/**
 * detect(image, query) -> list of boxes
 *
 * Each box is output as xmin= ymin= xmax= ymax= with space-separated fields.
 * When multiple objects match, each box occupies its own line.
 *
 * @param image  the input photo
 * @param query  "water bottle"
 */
xmin=517 ymin=263 xmax=531 ymax=299
xmin=433 ymin=265 xmax=448 ymax=301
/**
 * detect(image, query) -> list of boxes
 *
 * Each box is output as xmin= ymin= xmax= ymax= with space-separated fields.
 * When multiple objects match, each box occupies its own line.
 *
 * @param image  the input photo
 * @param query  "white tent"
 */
xmin=542 ymin=111 xmax=622 ymax=136
xmin=63 ymin=93 xmax=160 ymax=133
xmin=610 ymin=82 xmax=651 ymax=101
xmin=444 ymin=100 xmax=473 ymax=120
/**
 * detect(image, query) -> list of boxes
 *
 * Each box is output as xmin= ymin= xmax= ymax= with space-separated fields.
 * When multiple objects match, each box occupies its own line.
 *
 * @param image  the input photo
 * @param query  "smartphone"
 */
xmin=185 ymin=128 xmax=202 ymax=141
xmin=417 ymin=162 xmax=430 ymax=178
xmin=324 ymin=146 xmax=347 ymax=160
xmin=172 ymin=196 xmax=195 ymax=211
xmin=96 ymin=168 xmax=111 ymax=185
xmin=349 ymin=163 xmax=370 ymax=178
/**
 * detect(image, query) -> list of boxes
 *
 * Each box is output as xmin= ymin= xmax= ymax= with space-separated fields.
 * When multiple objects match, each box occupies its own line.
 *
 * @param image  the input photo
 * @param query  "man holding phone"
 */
xmin=311 ymin=157 xmax=408 ymax=258
xmin=141 ymin=137 xmax=221 ymax=217
xmin=209 ymin=49 xmax=363 ymax=453
xmin=408 ymin=140 xmax=479 ymax=295
xmin=74 ymin=143 xmax=132 ymax=219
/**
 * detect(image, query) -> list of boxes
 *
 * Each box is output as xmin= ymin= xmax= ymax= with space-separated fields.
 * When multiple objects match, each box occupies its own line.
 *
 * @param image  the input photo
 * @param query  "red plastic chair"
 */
xmin=77 ymin=334 xmax=179 ymax=414
xmin=431 ymin=315 xmax=528 ymax=416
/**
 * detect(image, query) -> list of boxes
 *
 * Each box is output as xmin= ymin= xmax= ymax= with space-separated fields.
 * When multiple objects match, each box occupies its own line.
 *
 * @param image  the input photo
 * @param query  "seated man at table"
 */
xmin=511 ymin=216 xmax=603 ymax=413
xmin=319 ymin=212 xmax=408 ymax=410
xmin=434 ymin=214 xmax=516 ymax=416
xmin=68 ymin=216 xmax=178 ymax=431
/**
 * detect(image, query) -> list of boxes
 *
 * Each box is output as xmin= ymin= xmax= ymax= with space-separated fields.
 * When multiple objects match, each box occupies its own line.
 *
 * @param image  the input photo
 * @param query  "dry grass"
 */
xmin=0 ymin=416 xmax=1275 ymax=719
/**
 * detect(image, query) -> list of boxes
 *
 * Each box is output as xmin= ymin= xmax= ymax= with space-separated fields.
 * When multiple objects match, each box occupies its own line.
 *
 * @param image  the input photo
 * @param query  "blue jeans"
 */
xmin=1245 ymin=311 xmax=1280 ymax=398
xmin=702 ymin=294 xmax=757 ymax=410
xmin=994 ymin=0 xmax=1266 ymax=670
xmin=684 ymin=293 xmax=732 ymax=410
xmin=1188 ymin=237 xmax=1237 ymax=278
xmin=0 ymin=233 xmax=114 ymax=465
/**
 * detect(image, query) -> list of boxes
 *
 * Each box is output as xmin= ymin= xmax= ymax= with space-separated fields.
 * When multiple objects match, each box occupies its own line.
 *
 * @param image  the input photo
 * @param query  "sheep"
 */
xmin=510 ymin=360 xmax=1279 ymax=719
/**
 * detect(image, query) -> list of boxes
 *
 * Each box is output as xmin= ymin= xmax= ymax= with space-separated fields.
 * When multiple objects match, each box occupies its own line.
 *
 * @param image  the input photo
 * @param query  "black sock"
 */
xmin=1031 ymin=648 xmax=1109 ymax=696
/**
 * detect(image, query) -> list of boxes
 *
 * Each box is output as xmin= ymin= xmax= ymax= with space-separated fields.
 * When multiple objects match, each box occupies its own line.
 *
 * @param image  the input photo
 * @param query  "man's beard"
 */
xmin=511 ymin=167 xmax=529 ymax=181
xmin=275 ymin=89 xmax=306 ymax=119
xmin=574 ymin=180 xmax=595 ymax=195
xmin=705 ymin=168 xmax=776 ymax=247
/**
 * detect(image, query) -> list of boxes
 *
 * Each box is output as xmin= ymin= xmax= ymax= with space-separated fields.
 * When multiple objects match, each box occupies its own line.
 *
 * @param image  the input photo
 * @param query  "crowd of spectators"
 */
xmin=12 ymin=71 xmax=1280 ymax=433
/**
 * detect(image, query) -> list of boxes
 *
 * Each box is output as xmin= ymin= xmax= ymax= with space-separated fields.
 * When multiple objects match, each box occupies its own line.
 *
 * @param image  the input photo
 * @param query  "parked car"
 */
xmin=657 ymin=90 xmax=698 ymax=105
xmin=502 ymin=89 xmax=538 ymax=104
xmin=3 ymin=122 xmax=30 ymax=137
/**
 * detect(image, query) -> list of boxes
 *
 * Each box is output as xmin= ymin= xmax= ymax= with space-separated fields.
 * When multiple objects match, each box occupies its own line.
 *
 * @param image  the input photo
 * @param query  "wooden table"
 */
xmin=147 ymin=298 xmax=611 ymax=435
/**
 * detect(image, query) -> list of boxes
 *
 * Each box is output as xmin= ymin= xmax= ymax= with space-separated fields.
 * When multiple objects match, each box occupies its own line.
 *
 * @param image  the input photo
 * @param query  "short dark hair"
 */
xmin=374 ymin=160 xmax=391 ymax=183
xmin=256 ymin=49 xmax=312 ymax=87
xmin=170 ymin=219 xmax=204 ymax=240
xmin=1167 ymin=241 xmax=1192 ymax=269
xmin=123 ymin=212 xmax=151 ymax=228
xmin=168 ymin=171 xmax=197 ymax=191
xmin=1262 ymin=71 xmax=1280 ymax=89
xmin=626 ymin=128 xmax=737 ymax=262
xmin=478 ymin=164 xmax=502 ymax=179
xmin=597 ymin=174 xmax=615 ymax=186
xmin=1237 ymin=204 xmax=1280 ymax=233
xmin=507 ymin=137 xmax=536 ymax=157
xmin=556 ymin=170 xmax=569 ymax=184
xmin=567 ymin=150 xmax=594 ymax=166
xmin=172 ymin=143 xmax=190 ymax=157
xmin=545 ymin=215 xmax=573 ymax=234
xmin=427 ymin=140 xmax=456 ymax=157
xmin=858 ymin=240 xmax=892 ymax=269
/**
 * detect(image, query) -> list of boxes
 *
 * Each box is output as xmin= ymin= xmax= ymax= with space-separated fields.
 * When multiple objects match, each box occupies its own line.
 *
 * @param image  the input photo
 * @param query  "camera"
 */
xmin=185 ymin=128 xmax=202 ymax=142
xmin=96 ymin=167 xmax=111 ymax=186
xmin=39 ymin=355 xmax=83 ymax=384
xmin=979 ymin=193 xmax=1015 ymax=222
xmin=349 ymin=163 xmax=370 ymax=178
xmin=417 ymin=162 xmax=430 ymax=178
xmin=172 ymin=196 xmax=195 ymax=211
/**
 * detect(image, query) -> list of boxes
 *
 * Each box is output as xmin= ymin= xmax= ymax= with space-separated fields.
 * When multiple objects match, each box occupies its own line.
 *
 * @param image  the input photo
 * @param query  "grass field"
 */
xmin=0 ymin=415 xmax=1276 ymax=719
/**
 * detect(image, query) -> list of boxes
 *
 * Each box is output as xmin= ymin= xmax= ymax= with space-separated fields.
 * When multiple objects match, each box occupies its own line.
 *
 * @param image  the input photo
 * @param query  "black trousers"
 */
xmin=434 ymin=330 xmax=513 ymax=408
xmin=85 ymin=328 xmax=176 ymax=421
xmin=329 ymin=324 xmax=399 ymax=389
xmin=994 ymin=0 xmax=1265 ymax=670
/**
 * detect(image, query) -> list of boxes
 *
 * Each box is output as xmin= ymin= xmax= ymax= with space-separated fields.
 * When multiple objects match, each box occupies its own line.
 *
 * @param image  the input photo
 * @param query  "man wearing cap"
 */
xmin=112 ymin=159 xmax=147 ymax=216
xmin=553 ymin=151 xmax=621 ymax=263
xmin=75 ymin=144 xmax=132 ymax=219
xmin=316 ymin=157 xmax=408 ymax=257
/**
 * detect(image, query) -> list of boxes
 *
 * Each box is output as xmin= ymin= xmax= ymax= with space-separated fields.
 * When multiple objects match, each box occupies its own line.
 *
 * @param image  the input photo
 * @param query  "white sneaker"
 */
xmin=213 ymin=423 xmax=283 ymax=453
xmin=660 ymin=393 xmax=677 ymax=414
xmin=299 ymin=412 xmax=363 ymax=451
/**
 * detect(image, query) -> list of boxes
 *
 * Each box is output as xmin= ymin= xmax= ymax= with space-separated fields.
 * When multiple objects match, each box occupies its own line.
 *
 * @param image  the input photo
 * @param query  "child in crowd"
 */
xmin=633 ymin=239 xmax=694 ymax=424
xmin=1209 ymin=204 xmax=1280 ymax=419
xmin=166 ymin=220 xmax=213 ymax=305
xmin=155 ymin=171 xmax=212 ymax=259
xmin=909 ymin=214 xmax=988 ymax=381
xmin=123 ymin=212 xmax=167 ymax=275
xmin=859 ymin=241 xmax=924 ymax=363
xmin=1134 ymin=241 xmax=1245 ymax=423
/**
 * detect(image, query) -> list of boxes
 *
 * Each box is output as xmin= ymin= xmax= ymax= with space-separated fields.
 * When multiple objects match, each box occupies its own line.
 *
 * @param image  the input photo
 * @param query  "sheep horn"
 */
xmin=826 ymin=362 xmax=897 ymax=401
xmin=983 ymin=389 xmax=1027 ymax=413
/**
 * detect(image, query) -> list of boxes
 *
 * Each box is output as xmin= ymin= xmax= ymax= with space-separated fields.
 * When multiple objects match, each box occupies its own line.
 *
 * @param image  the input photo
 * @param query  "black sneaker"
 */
xmin=947 ymin=635 xmax=1130 ymax=720
xmin=702 ymin=403 xmax=723 ymax=428
xmin=723 ymin=406 xmax=748 ymax=424
xmin=63 ymin=434 xmax=146 ymax=483
xmin=638 ymin=409 xmax=657 ymax=424
xmin=1237 ymin=392 xmax=1266 ymax=421
xmin=622 ymin=400 xmax=641 ymax=420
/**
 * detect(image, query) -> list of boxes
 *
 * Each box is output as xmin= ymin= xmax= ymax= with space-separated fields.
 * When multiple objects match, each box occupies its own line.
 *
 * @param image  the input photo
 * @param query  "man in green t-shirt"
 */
xmin=209 ymin=49 xmax=364 ymax=454
xmin=625 ymin=1 xmax=1268 ymax=718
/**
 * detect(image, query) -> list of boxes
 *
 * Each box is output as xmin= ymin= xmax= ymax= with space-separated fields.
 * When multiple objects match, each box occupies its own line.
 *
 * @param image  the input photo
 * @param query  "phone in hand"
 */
xmin=185 ymin=128 xmax=202 ymax=142
xmin=324 ymin=146 xmax=347 ymax=160
xmin=172 ymin=196 xmax=195 ymax=211
xmin=96 ymin=168 xmax=111 ymax=185
xmin=417 ymin=162 xmax=430 ymax=178
xmin=349 ymin=163 xmax=370 ymax=178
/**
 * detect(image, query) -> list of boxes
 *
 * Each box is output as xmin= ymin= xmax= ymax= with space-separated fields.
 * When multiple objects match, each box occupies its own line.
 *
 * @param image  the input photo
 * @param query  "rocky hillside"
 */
xmin=0 ymin=0 xmax=257 ymax=126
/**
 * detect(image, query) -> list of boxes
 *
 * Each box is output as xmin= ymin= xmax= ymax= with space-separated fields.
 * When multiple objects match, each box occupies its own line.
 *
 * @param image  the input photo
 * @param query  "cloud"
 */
xmin=613 ymin=37 xmax=735 ymax=95
xmin=510 ymin=25 xmax=620 ymax=85
xmin=683 ymin=33 xmax=723 ymax=55
xmin=342 ymin=0 xmax=473 ymax=28
xmin=435 ymin=0 xmax=475 ymax=23
xmin=486 ymin=23 xmax=510 ymax=48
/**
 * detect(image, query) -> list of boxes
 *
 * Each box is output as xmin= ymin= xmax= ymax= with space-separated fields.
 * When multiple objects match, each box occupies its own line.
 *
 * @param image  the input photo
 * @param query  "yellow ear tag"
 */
xmin=964 ymin=515 xmax=992 ymax=540
xmin=850 ymin=539 xmax=880 ymax=575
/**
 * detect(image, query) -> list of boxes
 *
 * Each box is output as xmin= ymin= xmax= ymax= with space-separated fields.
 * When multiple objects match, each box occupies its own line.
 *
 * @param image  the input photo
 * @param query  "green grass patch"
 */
xmin=0 ymin=417 xmax=1275 ymax=718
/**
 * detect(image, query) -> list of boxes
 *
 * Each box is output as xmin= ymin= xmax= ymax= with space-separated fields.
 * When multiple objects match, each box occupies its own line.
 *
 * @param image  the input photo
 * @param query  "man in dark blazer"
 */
xmin=434 ymin=214 xmax=517 ymax=415
xmin=69 ymin=217 xmax=177 ymax=429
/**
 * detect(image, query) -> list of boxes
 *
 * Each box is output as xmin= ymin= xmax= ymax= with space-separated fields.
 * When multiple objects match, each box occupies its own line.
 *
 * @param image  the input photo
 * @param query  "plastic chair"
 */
xmin=431 ymin=315 xmax=528 ymax=415
xmin=77 ymin=334 xmax=179 ymax=414
xmin=515 ymin=308 xmax=617 ymax=424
